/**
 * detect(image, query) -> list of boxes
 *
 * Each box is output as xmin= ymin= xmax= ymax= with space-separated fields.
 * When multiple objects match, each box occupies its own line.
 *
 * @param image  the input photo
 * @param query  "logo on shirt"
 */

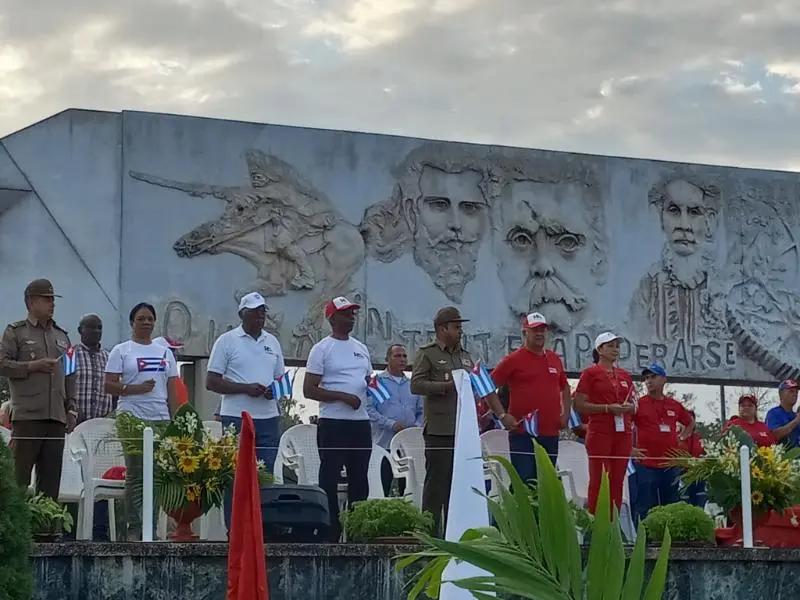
xmin=263 ymin=345 xmax=273 ymax=354
xmin=548 ymin=367 xmax=558 ymax=374
xmin=353 ymin=351 xmax=366 ymax=359
xmin=667 ymin=410 xmax=675 ymax=417
xmin=137 ymin=357 xmax=167 ymax=372
xmin=620 ymin=381 xmax=628 ymax=388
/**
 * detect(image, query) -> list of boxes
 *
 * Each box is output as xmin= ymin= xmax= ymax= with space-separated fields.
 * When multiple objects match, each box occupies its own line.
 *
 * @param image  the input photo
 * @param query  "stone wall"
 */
xmin=32 ymin=542 xmax=800 ymax=600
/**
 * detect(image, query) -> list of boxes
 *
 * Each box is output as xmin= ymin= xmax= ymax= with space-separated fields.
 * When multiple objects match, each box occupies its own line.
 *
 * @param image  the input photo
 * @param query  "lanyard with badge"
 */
xmin=607 ymin=369 xmax=631 ymax=433
xmin=656 ymin=402 xmax=672 ymax=434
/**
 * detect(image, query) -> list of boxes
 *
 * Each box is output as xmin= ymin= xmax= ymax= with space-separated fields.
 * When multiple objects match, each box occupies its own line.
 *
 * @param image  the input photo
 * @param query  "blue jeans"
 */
xmin=508 ymin=434 xmax=559 ymax=485
xmin=683 ymin=480 xmax=707 ymax=508
xmin=635 ymin=465 xmax=681 ymax=522
xmin=220 ymin=415 xmax=280 ymax=531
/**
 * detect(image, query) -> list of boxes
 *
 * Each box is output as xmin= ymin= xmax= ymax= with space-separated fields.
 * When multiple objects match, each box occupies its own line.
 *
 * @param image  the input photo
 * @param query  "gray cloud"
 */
xmin=1 ymin=0 xmax=800 ymax=169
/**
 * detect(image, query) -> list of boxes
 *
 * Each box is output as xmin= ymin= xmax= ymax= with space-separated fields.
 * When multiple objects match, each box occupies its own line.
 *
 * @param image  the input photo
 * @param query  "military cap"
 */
xmin=433 ymin=306 xmax=469 ymax=328
xmin=24 ymin=278 xmax=61 ymax=298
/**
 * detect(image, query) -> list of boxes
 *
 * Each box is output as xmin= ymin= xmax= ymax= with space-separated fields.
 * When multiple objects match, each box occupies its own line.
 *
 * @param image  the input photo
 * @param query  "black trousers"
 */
xmin=317 ymin=418 xmax=372 ymax=542
xmin=422 ymin=433 xmax=455 ymax=538
xmin=12 ymin=420 xmax=66 ymax=500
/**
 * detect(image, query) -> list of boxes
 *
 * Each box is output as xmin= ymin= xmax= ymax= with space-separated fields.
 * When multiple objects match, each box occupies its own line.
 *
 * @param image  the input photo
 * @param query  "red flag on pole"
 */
xmin=226 ymin=412 xmax=268 ymax=600
xmin=175 ymin=377 xmax=189 ymax=406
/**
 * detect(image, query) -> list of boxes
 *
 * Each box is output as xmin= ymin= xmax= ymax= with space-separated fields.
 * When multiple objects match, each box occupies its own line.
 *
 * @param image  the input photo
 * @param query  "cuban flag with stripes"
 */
xmin=61 ymin=346 xmax=77 ymax=376
xmin=523 ymin=411 xmax=538 ymax=437
xmin=568 ymin=408 xmax=582 ymax=428
xmin=367 ymin=375 xmax=392 ymax=406
xmin=271 ymin=371 xmax=293 ymax=400
xmin=627 ymin=459 xmax=637 ymax=475
xmin=469 ymin=362 xmax=496 ymax=399
xmin=137 ymin=356 xmax=167 ymax=372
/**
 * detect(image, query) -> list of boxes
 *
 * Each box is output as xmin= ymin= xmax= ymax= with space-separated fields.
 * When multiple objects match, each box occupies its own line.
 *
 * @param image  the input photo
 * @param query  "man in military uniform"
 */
xmin=0 ymin=279 xmax=77 ymax=499
xmin=410 ymin=306 xmax=505 ymax=536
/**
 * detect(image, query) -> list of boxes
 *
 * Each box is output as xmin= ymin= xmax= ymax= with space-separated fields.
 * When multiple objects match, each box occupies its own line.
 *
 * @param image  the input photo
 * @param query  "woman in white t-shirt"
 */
xmin=104 ymin=302 xmax=178 ymax=539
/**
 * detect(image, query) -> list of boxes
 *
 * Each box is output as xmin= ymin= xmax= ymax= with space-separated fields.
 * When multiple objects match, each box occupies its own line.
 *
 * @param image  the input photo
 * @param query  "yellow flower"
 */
xmin=206 ymin=456 xmax=222 ymax=471
xmin=185 ymin=483 xmax=201 ymax=502
xmin=175 ymin=436 xmax=195 ymax=454
xmin=752 ymin=466 xmax=764 ymax=480
xmin=179 ymin=454 xmax=200 ymax=474
xmin=205 ymin=479 xmax=217 ymax=492
xmin=752 ymin=491 xmax=764 ymax=505
xmin=757 ymin=446 xmax=775 ymax=462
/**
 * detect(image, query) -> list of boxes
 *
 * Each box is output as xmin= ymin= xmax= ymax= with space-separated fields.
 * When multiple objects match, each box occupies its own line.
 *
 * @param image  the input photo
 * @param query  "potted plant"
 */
xmin=0 ymin=437 xmax=33 ymax=600
xmin=672 ymin=426 xmax=800 ymax=533
xmin=341 ymin=498 xmax=434 ymax=543
xmin=26 ymin=493 xmax=74 ymax=541
xmin=398 ymin=445 xmax=671 ymax=599
xmin=642 ymin=502 xmax=716 ymax=547
xmin=150 ymin=404 xmax=271 ymax=541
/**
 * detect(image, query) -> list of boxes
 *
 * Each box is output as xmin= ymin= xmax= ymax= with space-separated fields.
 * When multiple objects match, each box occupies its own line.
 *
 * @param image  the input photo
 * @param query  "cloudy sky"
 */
xmin=1 ymin=0 xmax=799 ymax=171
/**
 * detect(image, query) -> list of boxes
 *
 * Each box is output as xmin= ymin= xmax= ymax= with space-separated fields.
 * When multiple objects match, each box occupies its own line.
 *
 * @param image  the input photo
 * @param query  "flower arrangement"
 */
xmin=130 ymin=404 xmax=272 ymax=515
xmin=672 ymin=426 xmax=800 ymax=516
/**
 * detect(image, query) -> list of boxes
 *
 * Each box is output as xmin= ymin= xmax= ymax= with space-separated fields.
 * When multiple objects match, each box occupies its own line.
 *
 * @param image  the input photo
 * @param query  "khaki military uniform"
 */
xmin=410 ymin=338 xmax=473 ymax=536
xmin=0 ymin=279 xmax=76 ymax=500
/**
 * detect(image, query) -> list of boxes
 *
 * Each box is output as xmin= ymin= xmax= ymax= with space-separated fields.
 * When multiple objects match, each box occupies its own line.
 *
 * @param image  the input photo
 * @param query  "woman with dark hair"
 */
xmin=573 ymin=332 xmax=636 ymax=514
xmin=105 ymin=302 xmax=178 ymax=539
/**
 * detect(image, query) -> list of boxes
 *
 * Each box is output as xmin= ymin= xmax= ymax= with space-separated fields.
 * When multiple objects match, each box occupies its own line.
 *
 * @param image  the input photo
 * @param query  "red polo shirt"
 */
xmin=679 ymin=432 xmax=704 ymax=458
xmin=575 ymin=364 xmax=634 ymax=434
xmin=492 ymin=348 xmax=567 ymax=436
xmin=723 ymin=417 xmax=776 ymax=447
xmin=633 ymin=395 xmax=692 ymax=468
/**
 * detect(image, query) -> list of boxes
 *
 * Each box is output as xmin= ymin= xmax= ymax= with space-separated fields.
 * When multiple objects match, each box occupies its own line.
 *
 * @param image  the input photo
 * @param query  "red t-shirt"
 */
xmin=633 ymin=395 xmax=693 ymax=468
xmin=679 ymin=432 xmax=704 ymax=458
xmin=492 ymin=348 xmax=567 ymax=437
xmin=575 ymin=364 xmax=635 ymax=434
xmin=723 ymin=417 xmax=776 ymax=447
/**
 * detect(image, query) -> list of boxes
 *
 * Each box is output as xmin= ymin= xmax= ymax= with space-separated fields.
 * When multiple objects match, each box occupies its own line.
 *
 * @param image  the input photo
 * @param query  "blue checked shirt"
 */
xmin=367 ymin=372 xmax=423 ymax=449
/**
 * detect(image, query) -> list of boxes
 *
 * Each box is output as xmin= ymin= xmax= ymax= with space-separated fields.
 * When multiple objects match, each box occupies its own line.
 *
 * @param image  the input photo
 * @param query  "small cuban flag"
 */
xmin=62 ymin=346 xmax=77 ymax=376
xmin=568 ymin=408 xmax=582 ymax=429
xmin=523 ymin=410 xmax=538 ymax=437
xmin=469 ymin=361 xmax=496 ymax=399
xmin=270 ymin=371 xmax=293 ymax=400
xmin=627 ymin=459 xmax=637 ymax=475
xmin=367 ymin=375 xmax=392 ymax=406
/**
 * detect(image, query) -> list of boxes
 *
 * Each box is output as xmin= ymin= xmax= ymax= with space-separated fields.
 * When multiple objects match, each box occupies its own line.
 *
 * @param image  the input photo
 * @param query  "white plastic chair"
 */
xmin=389 ymin=427 xmax=426 ymax=507
xmin=70 ymin=418 xmax=127 ymax=541
xmin=480 ymin=429 xmax=511 ymax=499
xmin=281 ymin=424 xmax=320 ymax=485
xmin=0 ymin=426 xmax=10 ymax=445
xmin=557 ymin=440 xmax=588 ymax=507
xmin=368 ymin=445 xmax=391 ymax=499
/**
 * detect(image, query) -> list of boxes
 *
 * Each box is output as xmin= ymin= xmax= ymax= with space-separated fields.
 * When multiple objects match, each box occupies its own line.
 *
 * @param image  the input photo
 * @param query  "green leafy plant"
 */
xmin=26 ymin=493 xmax=74 ymax=536
xmin=398 ymin=444 xmax=672 ymax=599
xmin=526 ymin=482 xmax=593 ymax=535
xmin=0 ymin=439 xmax=33 ymax=600
xmin=671 ymin=426 xmax=800 ymax=516
xmin=642 ymin=502 xmax=715 ymax=544
xmin=341 ymin=498 xmax=435 ymax=541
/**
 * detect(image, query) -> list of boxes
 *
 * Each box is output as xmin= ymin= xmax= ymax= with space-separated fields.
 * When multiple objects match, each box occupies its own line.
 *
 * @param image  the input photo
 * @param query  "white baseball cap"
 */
xmin=238 ymin=291 xmax=267 ymax=311
xmin=594 ymin=331 xmax=621 ymax=350
xmin=522 ymin=312 xmax=547 ymax=329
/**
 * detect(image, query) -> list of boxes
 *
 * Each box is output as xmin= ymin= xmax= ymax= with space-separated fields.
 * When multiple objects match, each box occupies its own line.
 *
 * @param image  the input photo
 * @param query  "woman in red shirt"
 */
xmin=574 ymin=332 xmax=636 ymax=513
xmin=679 ymin=410 xmax=706 ymax=508
xmin=722 ymin=394 xmax=776 ymax=447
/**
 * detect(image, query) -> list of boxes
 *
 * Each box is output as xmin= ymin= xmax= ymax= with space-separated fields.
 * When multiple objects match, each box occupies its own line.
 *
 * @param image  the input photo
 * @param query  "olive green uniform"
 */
xmin=410 ymin=339 xmax=473 ymax=536
xmin=0 ymin=314 xmax=76 ymax=499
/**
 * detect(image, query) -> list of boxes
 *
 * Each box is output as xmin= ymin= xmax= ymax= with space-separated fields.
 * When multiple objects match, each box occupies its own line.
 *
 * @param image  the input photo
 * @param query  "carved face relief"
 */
xmin=661 ymin=179 xmax=713 ymax=257
xmin=492 ymin=180 xmax=593 ymax=332
xmin=409 ymin=167 xmax=488 ymax=302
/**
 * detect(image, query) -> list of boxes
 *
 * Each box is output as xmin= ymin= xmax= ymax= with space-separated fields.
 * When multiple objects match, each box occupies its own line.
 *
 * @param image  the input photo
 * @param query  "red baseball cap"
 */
xmin=739 ymin=394 xmax=758 ymax=406
xmin=522 ymin=312 xmax=547 ymax=329
xmin=779 ymin=379 xmax=799 ymax=391
xmin=324 ymin=296 xmax=360 ymax=319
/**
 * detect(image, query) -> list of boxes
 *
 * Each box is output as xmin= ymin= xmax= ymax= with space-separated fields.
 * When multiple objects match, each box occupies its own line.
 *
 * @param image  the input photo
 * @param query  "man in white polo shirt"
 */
xmin=206 ymin=291 xmax=286 ymax=530
xmin=303 ymin=296 xmax=373 ymax=542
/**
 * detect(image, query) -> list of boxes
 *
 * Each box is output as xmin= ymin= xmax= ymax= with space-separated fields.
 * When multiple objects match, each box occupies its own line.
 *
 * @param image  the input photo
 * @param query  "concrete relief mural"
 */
xmin=725 ymin=184 xmax=800 ymax=380
xmin=6 ymin=109 xmax=800 ymax=381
